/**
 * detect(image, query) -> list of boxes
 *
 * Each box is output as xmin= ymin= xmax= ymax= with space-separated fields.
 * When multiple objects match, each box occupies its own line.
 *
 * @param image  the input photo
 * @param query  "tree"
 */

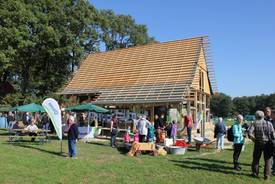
xmin=0 ymin=0 xmax=155 ymax=105
xmin=254 ymin=95 xmax=268 ymax=112
xmin=98 ymin=10 xmax=155 ymax=51
xmin=266 ymin=93 xmax=275 ymax=110
xmin=232 ymin=97 xmax=250 ymax=115
xmin=210 ymin=93 xmax=233 ymax=117
xmin=0 ymin=0 xmax=101 ymax=96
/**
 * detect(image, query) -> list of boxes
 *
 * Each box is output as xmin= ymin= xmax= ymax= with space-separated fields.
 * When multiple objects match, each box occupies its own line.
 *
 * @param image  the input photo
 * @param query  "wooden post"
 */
xmin=60 ymin=140 xmax=63 ymax=154
xmin=151 ymin=105 xmax=154 ymax=122
xmin=203 ymin=93 xmax=207 ymax=138
xmin=178 ymin=103 xmax=184 ymax=129
xmin=194 ymin=90 xmax=198 ymax=125
xmin=199 ymin=92 xmax=203 ymax=137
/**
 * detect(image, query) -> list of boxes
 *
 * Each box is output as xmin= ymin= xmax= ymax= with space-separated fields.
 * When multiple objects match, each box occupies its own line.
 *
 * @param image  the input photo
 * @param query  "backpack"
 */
xmin=227 ymin=125 xmax=234 ymax=142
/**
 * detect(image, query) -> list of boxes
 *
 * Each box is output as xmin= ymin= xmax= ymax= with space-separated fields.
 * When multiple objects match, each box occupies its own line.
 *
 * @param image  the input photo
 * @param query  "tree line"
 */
xmin=0 ymin=0 xmax=154 ymax=105
xmin=210 ymin=92 xmax=275 ymax=117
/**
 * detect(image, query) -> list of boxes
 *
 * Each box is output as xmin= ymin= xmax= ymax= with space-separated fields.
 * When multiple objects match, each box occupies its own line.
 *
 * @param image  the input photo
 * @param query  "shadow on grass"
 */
xmin=10 ymin=143 xmax=67 ymax=157
xmin=187 ymin=144 xmax=217 ymax=152
xmin=116 ymin=145 xmax=130 ymax=155
xmin=0 ymin=132 xmax=10 ymax=136
xmin=0 ymin=129 xmax=10 ymax=136
xmin=170 ymin=159 xmax=251 ymax=177
xmin=87 ymin=141 xmax=110 ymax=147
xmin=187 ymin=157 xmax=251 ymax=167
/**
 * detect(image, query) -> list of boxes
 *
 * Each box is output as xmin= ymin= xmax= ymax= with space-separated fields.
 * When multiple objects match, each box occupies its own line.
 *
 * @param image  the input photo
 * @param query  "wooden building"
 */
xmin=61 ymin=36 xmax=217 ymax=136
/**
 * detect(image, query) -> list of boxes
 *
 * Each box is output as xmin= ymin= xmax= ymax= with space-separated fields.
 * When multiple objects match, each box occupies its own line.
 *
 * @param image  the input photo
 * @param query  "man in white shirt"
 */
xmin=25 ymin=119 xmax=38 ymax=142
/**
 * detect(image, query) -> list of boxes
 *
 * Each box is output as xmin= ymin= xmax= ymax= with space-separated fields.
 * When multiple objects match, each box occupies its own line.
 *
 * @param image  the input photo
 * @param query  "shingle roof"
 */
xmin=62 ymin=36 xmax=212 ymax=104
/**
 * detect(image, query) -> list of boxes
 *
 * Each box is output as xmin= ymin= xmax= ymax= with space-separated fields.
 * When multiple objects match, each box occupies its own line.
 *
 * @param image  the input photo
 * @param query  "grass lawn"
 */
xmin=0 ymin=129 xmax=274 ymax=184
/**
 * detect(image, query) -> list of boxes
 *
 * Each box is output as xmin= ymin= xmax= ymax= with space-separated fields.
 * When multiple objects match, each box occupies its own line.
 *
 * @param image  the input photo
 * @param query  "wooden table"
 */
xmin=8 ymin=129 xmax=51 ymax=144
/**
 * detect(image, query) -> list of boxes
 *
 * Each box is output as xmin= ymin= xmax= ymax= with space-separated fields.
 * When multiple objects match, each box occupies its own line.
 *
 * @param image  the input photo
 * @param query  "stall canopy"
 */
xmin=65 ymin=103 xmax=109 ymax=113
xmin=11 ymin=103 xmax=45 ymax=112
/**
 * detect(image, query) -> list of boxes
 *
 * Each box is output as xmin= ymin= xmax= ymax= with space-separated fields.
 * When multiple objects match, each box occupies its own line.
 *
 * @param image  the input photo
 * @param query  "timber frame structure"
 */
xmin=61 ymin=36 xmax=217 ymax=137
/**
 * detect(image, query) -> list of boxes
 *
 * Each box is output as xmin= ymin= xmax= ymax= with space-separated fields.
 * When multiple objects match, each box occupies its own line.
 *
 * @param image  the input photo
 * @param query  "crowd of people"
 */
xmin=109 ymin=112 xmax=195 ymax=149
xmin=214 ymin=107 xmax=275 ymax=180
xmin=4 ymin=112 xmax=53 ymax=142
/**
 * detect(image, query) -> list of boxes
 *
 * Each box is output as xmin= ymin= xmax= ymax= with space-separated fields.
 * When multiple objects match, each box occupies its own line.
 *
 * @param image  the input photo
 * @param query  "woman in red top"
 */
xmin=183 ymin=113 xmax=193 ymax=144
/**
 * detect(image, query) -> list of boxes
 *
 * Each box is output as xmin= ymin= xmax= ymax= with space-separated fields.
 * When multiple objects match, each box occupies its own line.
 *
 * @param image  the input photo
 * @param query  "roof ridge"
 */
xmin=88 ymin=35 xmax=206 ymax=57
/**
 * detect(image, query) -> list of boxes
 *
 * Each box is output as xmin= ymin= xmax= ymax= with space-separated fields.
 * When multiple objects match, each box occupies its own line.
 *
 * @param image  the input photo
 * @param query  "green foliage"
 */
xmin=210 ymin=93 xmax=233 ymax=117
xmin=98 ymin=10 xmax=155 ymax=51
xmin=211 ymin=92 xmax=275 ymax=117
xmin=1 ymin=92 xmax=25 ymax=106
xmin=0 ymin=0 xmax=154 ymax=105
xmin=233 ymin=97 xmax=250 ymax=115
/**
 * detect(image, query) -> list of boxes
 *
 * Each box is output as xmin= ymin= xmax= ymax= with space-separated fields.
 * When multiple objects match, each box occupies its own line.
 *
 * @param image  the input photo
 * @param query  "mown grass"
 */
xmin=0 ymin=129 xmax=274 ymax=184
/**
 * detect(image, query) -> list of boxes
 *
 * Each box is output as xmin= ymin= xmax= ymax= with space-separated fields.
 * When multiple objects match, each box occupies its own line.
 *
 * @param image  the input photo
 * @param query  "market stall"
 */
xmin=65 ymin=103 xmax=108 ymax=142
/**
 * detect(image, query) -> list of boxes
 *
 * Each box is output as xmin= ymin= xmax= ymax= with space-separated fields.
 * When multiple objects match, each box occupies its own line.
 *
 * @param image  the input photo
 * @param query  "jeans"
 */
xmin=251 ymin=141 xmax=272 ymax=177
xmin=216 ymin=135 xmax=225 ymax=150
xmin=110 ymin=133 xmax=117 ymax=147
xmin=43 ymin=123 xmax=49 ymax=136
xmin=187 ymin=127 xmax=192 ymax=143
xmin=233 ymin=143 xmax=243 ymax=168
xmin=68 ymin=139 xmax=77 ymax=157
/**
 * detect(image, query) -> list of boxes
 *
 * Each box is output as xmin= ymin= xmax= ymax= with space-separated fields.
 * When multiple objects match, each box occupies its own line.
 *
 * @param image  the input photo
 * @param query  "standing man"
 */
xmin=7 ymin=112 xmax=15 ymax=128
xmin=232 ymin=114 xmax=245 ymax=171
xmin=23 ymin=112 xmax=32 ymax=126
xmin=214 ymin=117 xmax=226 ymax=151
xmin=67 ymin=115 xmax=79 ymax=159
xmin=136 ymin=115 xmax=150 ymax=142
xmin=41 ymin=113 xmax=49 ymax=130
xmin=155 ymin=114 xmax=165 ymax=143
xmin=159 ymin=114 xmax=165 ymax=128
xmin=110 ymin=115 xmax=119 ymax=148
xmin=41 ymin=113 xmax=50 ymax=138
xmin=183 ymin=113 xmax=193 ymax=144
xmin=264 ymin=107 xmax=275 ymax=176
xmin=248 ymin=110 xmax=275 ymax=180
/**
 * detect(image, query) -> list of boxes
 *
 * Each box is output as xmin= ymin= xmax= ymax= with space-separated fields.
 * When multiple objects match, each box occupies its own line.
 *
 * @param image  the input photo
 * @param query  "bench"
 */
xmin=8 ymin=135 xmax=47 ymax=144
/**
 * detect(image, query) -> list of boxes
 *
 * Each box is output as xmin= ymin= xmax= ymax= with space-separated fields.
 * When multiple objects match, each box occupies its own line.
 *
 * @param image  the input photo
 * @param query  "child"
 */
xmin=171 ymin=120 xmax=177 ymax=144
xmin=124 ymin=132 xmax=130 ymax=143
xmin=147 ymin=121 xmax=155 ymax=142
xmin=134 ymin=131 xmax=139 ymax=142
xmin=127 ymin=126 xmax=131 ymax=134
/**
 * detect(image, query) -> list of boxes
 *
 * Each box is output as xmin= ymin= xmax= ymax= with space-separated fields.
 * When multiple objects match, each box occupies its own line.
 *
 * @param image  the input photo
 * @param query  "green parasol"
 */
xmin=11 ymin=103 xmax=45 ymax=112
xmin=65 ymin=103 xmax=108 ymax=113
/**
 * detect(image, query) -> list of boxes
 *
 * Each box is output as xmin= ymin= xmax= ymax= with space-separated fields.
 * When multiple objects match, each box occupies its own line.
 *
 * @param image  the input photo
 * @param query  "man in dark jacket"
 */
xmin=67 ymin=116 xmax=79 ymax=158
xmin=214 ymin=117 xmax=226 ymax=151
xmin=155 ymin=114 xmax=165 ymax=143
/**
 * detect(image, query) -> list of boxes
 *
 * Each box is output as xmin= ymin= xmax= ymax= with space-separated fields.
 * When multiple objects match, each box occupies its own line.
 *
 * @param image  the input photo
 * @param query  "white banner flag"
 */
xmin=42 ymin=98 xmax=62 ymax=140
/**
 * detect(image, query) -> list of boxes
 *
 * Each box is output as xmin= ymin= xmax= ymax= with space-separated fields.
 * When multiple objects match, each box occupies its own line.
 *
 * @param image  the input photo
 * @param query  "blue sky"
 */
xmin=90 ymin=0 xmax=275 ymax=97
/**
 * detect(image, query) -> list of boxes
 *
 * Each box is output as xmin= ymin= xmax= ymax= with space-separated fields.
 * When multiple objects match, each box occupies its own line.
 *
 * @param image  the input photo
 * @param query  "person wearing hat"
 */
xmin=136 ymin=115 xmax=150 ymax=142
